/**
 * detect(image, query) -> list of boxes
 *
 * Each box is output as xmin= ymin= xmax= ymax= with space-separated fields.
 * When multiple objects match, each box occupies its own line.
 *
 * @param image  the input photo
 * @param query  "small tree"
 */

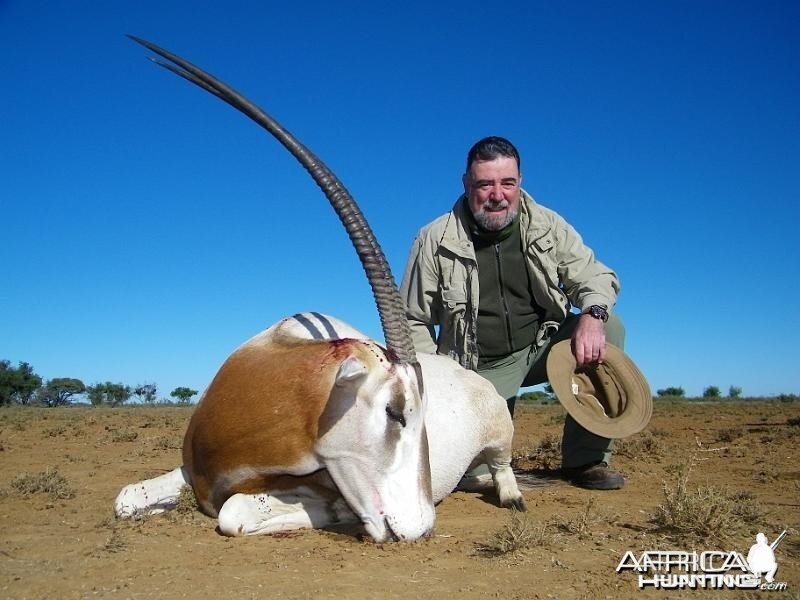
xmin=133 ymin=383 xmax=158 ymax=404
xmin=86 ymin=382 xmax=132 ymax=406
xmin=0 ymin=360 xmax=43 ymax=405
xmin=170 ymin=387 xmax=198 ymax=404
xmin=38 ymin=378 xmax=86 ymax=407
xmin=703 ymin=386 xmax=721 ymax=399
xmin=656 ymin=386 xmax=685 ymax=398
xmin=728 ymin=386 xmax=742 ymax=399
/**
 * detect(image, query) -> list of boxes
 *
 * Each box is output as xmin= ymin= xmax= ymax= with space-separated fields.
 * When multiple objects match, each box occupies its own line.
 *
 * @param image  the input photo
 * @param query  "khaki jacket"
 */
xmin=400 ymin=191 xmax=620 ymax=370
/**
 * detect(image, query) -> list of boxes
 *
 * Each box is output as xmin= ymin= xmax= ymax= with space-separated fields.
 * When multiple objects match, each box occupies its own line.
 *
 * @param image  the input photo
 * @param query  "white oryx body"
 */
xmin=116 ymin=313 xmax=525 ymax=540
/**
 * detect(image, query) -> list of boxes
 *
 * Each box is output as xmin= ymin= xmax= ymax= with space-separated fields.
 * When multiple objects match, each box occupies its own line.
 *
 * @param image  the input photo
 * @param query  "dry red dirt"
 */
xmin=2 ymin=401 xmax=798 ymax=599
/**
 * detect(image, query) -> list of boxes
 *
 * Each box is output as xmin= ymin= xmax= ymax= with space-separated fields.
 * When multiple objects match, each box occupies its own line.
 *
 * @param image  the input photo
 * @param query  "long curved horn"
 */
xmin=127 ymin=35 xmax=418 ymax=369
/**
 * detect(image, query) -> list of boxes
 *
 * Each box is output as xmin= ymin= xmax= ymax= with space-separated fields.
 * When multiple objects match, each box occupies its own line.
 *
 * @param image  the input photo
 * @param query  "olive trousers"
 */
xmin=477 ymin=312 xmax=625 ymax=469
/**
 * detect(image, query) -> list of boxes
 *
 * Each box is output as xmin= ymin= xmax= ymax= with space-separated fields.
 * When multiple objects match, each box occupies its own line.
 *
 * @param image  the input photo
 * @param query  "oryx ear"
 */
xmin=335 ymin=357 xmax=369 ymax=386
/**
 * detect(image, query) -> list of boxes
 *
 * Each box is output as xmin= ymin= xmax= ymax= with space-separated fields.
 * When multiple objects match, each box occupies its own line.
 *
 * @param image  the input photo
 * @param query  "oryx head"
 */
xmin=129 ymin=36 xmax=434 ymax=541
xmin=314 ymin=338 xmax=432 ymax=541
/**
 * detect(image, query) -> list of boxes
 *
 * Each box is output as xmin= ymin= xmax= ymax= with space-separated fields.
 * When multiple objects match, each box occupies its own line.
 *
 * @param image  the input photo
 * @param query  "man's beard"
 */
xmin=472 ymin=201 xmax=519 ymax=231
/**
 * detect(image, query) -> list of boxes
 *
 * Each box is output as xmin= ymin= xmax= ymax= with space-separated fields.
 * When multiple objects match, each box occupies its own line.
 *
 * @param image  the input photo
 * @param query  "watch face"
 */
xmin=590 ymin=305 xmax=608 ymax=320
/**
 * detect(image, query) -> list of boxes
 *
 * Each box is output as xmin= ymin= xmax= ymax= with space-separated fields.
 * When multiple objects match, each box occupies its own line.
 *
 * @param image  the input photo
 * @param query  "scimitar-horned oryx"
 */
xmin=115 ymin=37 xmax=526 ymax=542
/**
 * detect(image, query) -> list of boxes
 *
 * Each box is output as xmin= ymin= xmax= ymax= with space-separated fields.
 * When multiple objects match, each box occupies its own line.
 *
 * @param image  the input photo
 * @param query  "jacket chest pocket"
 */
xmin=528 ymin=231 xmax=558 ymax=279
xmin=441 ymin=288 xmax=467 ymax=312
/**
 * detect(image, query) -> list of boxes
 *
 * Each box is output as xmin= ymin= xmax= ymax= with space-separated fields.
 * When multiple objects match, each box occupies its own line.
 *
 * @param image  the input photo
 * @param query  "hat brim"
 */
xmin=546 ymin=340 xmax=652 ymax=438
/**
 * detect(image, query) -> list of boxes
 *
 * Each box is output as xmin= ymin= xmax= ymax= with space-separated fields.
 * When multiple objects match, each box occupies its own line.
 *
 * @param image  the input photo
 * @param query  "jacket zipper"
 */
xmin=495 ymin=243 xmax=515 ymax=353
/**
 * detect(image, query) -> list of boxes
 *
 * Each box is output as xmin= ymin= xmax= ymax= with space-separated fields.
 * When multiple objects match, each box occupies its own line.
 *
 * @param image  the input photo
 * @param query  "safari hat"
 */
xmin=546 ymin=340 xmax=652 ymax=438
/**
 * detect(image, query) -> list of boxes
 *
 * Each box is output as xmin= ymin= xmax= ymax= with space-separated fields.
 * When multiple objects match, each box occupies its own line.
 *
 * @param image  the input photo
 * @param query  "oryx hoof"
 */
xmin=502 ymin=495 xmax=527 ymax=512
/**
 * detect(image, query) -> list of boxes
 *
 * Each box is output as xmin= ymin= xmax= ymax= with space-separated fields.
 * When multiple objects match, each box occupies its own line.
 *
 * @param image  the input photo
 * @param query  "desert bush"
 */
xmin=615 ymin=430 xmax=664 ymax=458
xmin=10 ymin=467 xmax=75 ymax=500
xmin=153 ymin=435 xmax=182 ymax=450
xmin=175 ymin=485 xmax=198 ymax=514
xmin=788 ymin=416 xmax=800 ymax=427
xmin=512 ymin=433 xmax=561 ymax=470
xmin=477 ymin=510 xmax=552 ymax=555
xmin=651 ymin=462 xmax=748 ymax=542
xmin=703 ymin=386 xmax=721 ymax=399
xmin=717 ymin=427 xmax=741 ymax=442
xmin=110 ymin=428 xmax=138 ymax=442
xmin=164 ymin=485 xmax=210 ymax=526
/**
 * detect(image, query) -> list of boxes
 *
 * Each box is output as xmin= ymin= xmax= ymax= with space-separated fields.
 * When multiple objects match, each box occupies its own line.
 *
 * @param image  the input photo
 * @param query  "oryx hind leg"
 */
xmin=115 ymin=466 xmax=189 ymax=517
xmin=217 ymin=484 xmax=358 ymax=537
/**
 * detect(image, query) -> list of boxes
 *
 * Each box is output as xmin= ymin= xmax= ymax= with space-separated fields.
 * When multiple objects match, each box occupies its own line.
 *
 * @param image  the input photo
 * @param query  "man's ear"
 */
xmin=334 ymin=356 xmax=368 ymax=386
xmin=462 ymin=172 xmax=470 ymax=195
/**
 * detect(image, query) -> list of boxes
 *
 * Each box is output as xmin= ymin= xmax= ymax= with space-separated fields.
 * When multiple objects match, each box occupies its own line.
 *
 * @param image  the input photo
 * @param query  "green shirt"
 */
xmin=464 ymin=203 xmax=542 ymax=362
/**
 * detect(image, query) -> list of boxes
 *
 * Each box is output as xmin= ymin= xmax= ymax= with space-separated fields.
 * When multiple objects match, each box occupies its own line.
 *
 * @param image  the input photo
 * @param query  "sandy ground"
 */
xmin=1 ymin=400 xmax=798 ymax=599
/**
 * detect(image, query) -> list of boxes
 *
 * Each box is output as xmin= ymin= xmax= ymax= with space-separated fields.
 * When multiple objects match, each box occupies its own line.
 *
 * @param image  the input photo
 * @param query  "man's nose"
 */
xmin=489 ymin=183 xmax=504 ymax=199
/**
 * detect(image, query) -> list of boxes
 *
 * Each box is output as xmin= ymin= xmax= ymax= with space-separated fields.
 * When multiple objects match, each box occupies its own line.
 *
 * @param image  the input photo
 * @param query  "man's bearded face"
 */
xmin=463 ymin=156 xmax=521 ymax=231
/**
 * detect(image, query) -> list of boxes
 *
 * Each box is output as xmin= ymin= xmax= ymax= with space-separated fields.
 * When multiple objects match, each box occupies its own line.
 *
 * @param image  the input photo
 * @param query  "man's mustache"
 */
xmin=482 ymin=200 xmax=508 ymax=211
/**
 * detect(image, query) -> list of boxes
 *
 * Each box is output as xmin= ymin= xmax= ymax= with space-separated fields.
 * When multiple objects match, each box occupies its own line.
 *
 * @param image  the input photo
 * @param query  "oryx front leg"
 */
xmin=490 ymin=464 xmax=526 ymax=511
xmin=217 ymin=487 xmax=358 ymax=537
xmin=115 ymin=466 xmax=189 ymax=517
xmin=482 ymin=444 xmax=526 ymax=511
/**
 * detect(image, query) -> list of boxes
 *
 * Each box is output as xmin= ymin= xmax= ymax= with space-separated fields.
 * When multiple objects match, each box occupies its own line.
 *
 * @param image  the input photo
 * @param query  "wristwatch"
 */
xmin=584 ymin=305 xmax=609 ymax=322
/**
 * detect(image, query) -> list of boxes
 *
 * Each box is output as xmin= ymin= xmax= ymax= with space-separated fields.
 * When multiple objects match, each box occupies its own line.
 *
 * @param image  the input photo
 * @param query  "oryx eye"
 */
xmin=386 ymin=405 xmax=406 ymax=428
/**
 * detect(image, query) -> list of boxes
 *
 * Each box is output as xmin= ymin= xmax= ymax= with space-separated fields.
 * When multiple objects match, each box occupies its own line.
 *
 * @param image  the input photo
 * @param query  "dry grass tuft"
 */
xmin=101 ymin=529 xmax=127 ymax=553
xmin=728 ymin=489 xmax=765 ymax=522
xmin=552 ymin=497 xmax=610 ymax=537
xmin=477 ymin=510 xmax=553 ymax=556
xmin=45 ymin=425 xmax=67 ymax=437
xmin=10 ymin=467 xmax=76 ymax=500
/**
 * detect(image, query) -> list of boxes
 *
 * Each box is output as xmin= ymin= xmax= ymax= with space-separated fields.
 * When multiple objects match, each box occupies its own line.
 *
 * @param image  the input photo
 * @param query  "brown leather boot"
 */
xmin=563 ymin=461 xmax=624 ymax=490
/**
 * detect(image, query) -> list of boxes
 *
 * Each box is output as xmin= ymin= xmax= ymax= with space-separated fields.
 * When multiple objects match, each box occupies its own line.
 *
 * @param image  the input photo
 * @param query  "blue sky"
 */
xmin=2 ymin=1 xmax=798 ymax=399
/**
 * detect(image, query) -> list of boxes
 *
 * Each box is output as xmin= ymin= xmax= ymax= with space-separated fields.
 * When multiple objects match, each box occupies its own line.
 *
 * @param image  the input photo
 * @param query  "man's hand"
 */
xmin=571 ymin=314 xmax=607 ymax=366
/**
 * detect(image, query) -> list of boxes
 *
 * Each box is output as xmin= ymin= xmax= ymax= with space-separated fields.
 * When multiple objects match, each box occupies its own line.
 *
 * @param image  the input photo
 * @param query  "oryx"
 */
xmin=115 ymin=37 xmax=525 ymax=542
